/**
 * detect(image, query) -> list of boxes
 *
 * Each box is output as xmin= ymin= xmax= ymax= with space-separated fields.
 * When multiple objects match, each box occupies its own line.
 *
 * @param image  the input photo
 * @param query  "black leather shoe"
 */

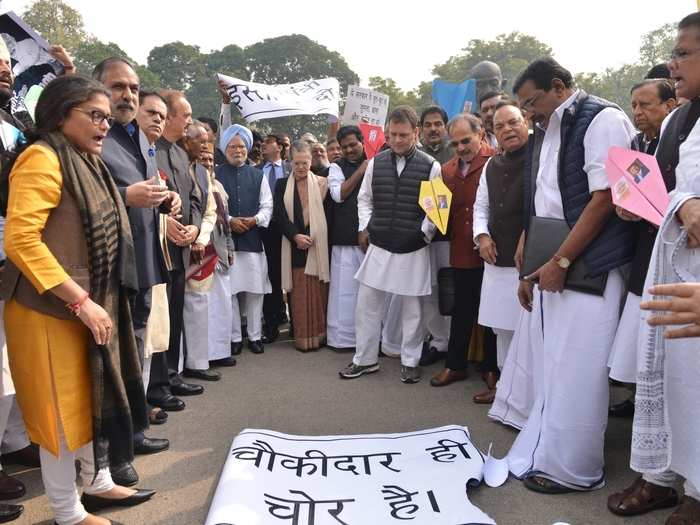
xmin=419 ymin=346 xmax=446 ymax=367
xmin=261 ymin=328 xmax=279 ymax=344
xmin=171 ymin=382 xmax=204 ymax=396
xmin=231 ymin=341 xmax=243 ymax=355
xmin=183 ymin=368 xmax=221 ymax=381
xmin=0 ymin=472 xmax=25 ymax=500
xmin=609 ymin=398 xmax=635 ymax=418
xmin=149 ymin=393 xmax=185 ymax=411
xmin=81 ymin=488 xmax=156 ymax=513
xmin=110 ymin=462 xmax=139 ymax=487
xmin=210 ymin=356 xmax=237 ymax=367
xmin=0 ymin=503 xmax=22 ymax=523
xmin=134 ymin=437 xmax=169 ymax=455
xmin=249 ymin=340 xmax=264 ymax=354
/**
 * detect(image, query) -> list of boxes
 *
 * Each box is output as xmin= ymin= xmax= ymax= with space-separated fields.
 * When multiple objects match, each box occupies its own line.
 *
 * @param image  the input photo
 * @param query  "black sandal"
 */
xmin=523 ymin=475 xmax=576 ymax=494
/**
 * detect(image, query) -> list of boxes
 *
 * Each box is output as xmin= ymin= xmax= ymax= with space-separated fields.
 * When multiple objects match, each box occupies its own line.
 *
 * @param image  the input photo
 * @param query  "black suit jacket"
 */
xmin=102 ymin=123 xmax=168 ymax=290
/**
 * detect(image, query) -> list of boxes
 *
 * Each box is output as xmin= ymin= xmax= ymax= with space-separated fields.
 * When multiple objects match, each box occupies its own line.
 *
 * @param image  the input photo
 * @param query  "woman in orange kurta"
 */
xmin=3 ymin=76 xmax=153 ymax=525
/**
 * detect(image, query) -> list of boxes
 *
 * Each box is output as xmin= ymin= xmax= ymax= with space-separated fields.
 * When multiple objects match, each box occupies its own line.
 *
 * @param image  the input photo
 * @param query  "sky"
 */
xmin=3 ymin=0 xmax=696 ymax=91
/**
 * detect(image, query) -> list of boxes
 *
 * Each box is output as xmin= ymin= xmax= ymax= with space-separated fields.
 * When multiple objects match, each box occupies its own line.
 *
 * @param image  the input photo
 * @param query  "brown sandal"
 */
xmin=607 ymin=476 xmax=678 ymax=516
xmin=666 ymin=496 xmax=700 ymax=525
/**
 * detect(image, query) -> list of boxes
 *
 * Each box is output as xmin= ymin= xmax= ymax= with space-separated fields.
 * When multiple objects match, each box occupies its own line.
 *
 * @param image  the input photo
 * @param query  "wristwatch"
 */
xmin=552 ymin=254 xmax=571 ymax=269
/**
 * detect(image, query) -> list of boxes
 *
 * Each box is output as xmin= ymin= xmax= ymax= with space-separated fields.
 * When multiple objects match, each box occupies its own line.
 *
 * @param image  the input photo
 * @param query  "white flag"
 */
xmin=217 ymin=73 xmax=340 ymax=123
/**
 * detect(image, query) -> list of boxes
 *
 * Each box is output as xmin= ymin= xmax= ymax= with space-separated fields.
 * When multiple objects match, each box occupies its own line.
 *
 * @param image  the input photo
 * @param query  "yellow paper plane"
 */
xmin=419 ymin=178 xmax=452 ymax=235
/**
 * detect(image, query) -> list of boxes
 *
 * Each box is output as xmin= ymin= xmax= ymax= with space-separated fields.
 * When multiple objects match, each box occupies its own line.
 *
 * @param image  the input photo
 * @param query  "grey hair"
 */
xmin=290 ymin=139 xmax=312 ymax=158
xmin=186 ymin=119 xmax=208 ymax=138
xmin=447 ymin=113 xmax=482 ymax=135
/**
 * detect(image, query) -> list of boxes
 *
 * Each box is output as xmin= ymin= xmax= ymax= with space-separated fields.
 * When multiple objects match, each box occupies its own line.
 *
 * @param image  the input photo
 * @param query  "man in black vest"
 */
xmin=339 ymin=106 xmax=441 ymax=384
xmin=607 ymin=13 xmax=700 ymax=522
xmin=507 ymin=58 xmax=635 ymax=494
xmin=607 ymin=79 xmax=676 ymax=418
xmin=95 ymin=59 xmax=175 ymax=485
xmin=472 ymin=101 xmax=529 ymax=405
xmin=149 ymin=89 xmax=205 ymax=411
xmin=326 ymin=125 xmax=367 ymax=350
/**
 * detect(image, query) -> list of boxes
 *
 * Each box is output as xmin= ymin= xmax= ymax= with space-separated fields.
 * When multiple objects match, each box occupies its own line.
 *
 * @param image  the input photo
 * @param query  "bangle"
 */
xmin=67 ymin=292 xmax=90 ymax=316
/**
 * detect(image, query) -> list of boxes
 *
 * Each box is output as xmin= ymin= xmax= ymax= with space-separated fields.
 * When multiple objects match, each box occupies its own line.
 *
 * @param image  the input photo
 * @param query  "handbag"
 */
xmin=437 ymin=267 xmax=457 ymax=315
xmin=520 ymin=216 xmax=608 ymax=296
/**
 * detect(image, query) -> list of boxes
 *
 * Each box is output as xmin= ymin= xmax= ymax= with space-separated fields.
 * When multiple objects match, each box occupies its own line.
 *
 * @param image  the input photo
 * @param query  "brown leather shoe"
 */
xmin=473 ymin=388 xmax=496 ymax=404
xmin=1 ymin=444 xmax=40 ymax=468
xmin=0 ymin=471 xmax=25 ymax=501
xmin=666 ymin=496 xmax=700 ymax=525
xmin=430 ymin=368 xmax=467 ymax=387
xmin=607 ymin=476 xmax=678 ymax=516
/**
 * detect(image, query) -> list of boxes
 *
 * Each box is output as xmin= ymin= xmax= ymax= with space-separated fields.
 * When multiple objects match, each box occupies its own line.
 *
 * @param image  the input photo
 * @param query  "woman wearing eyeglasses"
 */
xmin=0 ymin=75 xmax=153 ymax=525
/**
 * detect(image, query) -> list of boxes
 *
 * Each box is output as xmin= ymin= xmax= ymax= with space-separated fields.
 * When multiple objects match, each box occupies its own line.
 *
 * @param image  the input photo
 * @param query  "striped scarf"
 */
xmin=43 ymin=132 xmax=146 ymax=471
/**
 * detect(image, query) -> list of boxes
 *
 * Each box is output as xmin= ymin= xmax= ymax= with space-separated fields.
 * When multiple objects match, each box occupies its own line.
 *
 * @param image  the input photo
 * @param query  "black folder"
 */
xmin=520 ymin=216 xmax=608 ymax=296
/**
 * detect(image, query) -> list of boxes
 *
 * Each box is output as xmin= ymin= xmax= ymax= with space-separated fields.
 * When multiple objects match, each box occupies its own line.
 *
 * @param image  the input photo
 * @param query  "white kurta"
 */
xmin=631 ymin=112 xmax=700 ymax=491
xmin=607 ymin=292 xmax=641 ymax=383
xmin=327 ymin=246 xmax=365 ymax=348
xmin=354 ymin=156 xmax=441 ymax=297
xmin=505 ymin=90 xmax=635 ymax=489
xmin=228 ymin=177 xmax=273 ymax=295
xmin=488 ymin=309 xmax=535 ymax=430
xmin=472 ymin=162 xmax=522 ymax=331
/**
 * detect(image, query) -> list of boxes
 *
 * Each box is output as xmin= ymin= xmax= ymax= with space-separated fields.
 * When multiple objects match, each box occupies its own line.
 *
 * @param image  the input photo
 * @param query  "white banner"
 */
xmin=205 ymin=425 xmax=496 ymax=525
xmin=341 ymin=85 xmax=389 ymax=127
xmin=217 ymin=74 xmax=340 ymax=123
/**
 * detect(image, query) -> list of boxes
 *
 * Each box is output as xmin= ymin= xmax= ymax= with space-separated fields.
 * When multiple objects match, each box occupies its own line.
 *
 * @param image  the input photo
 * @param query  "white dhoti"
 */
xmin=420 ymin=241 xmax=451 ymax=352
xmin=478 ymin=264 xmax=521 ymax=368
xmin=183 ymin=287 xmax=212 ymax=371
xmin=208 ymin=269 xmax=233 ymax=361
xmin=354 ymin=245 xmax=432 ymax=367
xmin=327 ymin=246 xmax=364 ymax=348
xmin=507 ymin=270 xmax=624 ymax=490
xmin=607 ymin=292 xmax=641 ymax=384
xmin=229 ymin=251 xmax=271 ymax=342
xmin=488 ymin=309 xmax=535 ymax=430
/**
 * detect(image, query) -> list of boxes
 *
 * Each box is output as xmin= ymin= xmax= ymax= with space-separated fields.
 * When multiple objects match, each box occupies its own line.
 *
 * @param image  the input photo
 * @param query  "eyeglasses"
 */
xmin=668 ymin=48 xmax=700 ymax=62
xmin=521 ymin=91 xmax=544 ymax=110
xmin=449 ymin=137 xmax=473 ymax=149
xmin=72 ymin=108 xmax=113 ymax=127
xmin=226 ymin=144 xmax=247 ymax=151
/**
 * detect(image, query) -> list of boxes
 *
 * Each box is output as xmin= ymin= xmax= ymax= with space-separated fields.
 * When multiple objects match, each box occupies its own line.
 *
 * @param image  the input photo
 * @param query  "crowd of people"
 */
xmin=0 ymin=10 xmax=697 ymax=525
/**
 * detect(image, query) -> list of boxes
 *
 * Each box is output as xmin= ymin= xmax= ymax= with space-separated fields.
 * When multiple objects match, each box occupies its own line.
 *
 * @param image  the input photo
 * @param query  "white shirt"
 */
xmin=534 ymin=90 xmax=635 ymax=219
xmin=328 ymin=162 xmax=346 ymax=203
xmin=357 ymin=155 xmax=442 ymax=240
xmin=472 ymin=158 xmax=492 ymax=242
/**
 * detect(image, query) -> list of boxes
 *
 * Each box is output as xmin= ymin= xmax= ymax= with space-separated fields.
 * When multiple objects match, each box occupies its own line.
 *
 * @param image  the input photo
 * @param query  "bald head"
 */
xmin=493 ymin=103 xmax=529 ymax=152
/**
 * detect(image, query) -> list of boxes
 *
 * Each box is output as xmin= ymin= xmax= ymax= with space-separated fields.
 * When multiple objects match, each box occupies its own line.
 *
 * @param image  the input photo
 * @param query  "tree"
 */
xmin=368 ymin=77 xmax=419 ymax=112
xmin=22 ymin=0 xmax=87 ymax=52
xmin=639 ymin=23 xmax=675 ymax=68
xmin=147 ymin=42 xmax=207 ymax=91
xmin=432 ymin=32 xmax=553 ymax=90
xmin=72 ymin=38 xmax=131 ymax=76
xmin=243 ymin=35 xmax=360 ymax=138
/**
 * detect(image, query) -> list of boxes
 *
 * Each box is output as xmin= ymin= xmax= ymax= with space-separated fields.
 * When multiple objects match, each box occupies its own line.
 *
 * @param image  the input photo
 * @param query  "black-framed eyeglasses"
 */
xmin=72 ymin=108 xmax=113 ymax=127
xmin=521 ymin=91 xmax=545 ymax=110
xmin=668 ymin=48 xmax=700 ymax=62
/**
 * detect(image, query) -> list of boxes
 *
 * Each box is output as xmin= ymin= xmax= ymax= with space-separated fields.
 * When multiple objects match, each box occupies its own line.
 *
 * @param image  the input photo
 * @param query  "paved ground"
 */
xmin=14 ymin=337 xmax=670 ymax=525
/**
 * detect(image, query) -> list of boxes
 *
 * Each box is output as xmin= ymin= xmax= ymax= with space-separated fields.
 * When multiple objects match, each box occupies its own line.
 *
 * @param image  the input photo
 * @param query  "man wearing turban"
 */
xmin=215 ymin=125 xmax=273 ymax=356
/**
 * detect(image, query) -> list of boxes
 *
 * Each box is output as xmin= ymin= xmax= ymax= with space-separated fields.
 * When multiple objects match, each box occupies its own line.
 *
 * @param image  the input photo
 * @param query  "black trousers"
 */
xmin=261 ymin=228 xmax=285 ymax=331
xmin=445 ymin=267 xmax=484 ymax=371
xmin=131 ymin=287 xmax=152 ymax=443
xmin=481 ymin=327 xmax=499 ymax=373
